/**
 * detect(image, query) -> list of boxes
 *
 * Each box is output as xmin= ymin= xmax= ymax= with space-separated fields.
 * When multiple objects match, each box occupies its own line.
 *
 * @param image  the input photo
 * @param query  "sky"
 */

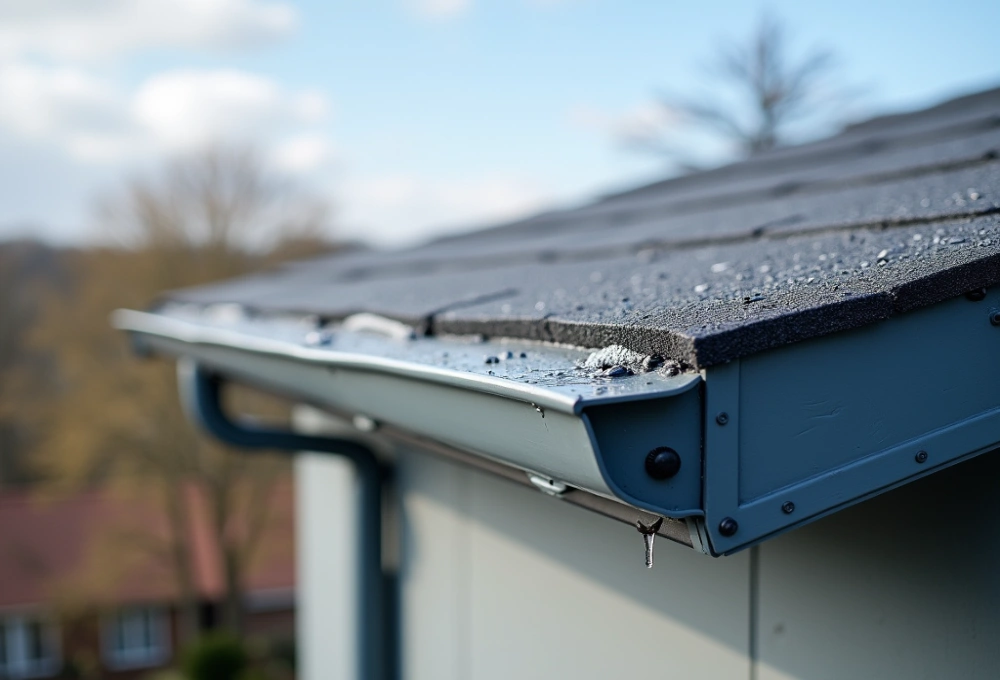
xmin=0 ymin=1 xmax=998 ymax=249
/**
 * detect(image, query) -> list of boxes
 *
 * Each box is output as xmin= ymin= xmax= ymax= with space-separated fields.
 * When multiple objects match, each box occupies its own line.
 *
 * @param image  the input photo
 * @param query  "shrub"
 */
xmin=182 ymin=633 xmax=248 ymax=680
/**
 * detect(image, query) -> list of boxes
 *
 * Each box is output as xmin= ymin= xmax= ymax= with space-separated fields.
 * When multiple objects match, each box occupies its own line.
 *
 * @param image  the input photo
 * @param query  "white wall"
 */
xmin=294 ymin=409 xmax=359 ymax=680
xmin=397 ymin=448 xmax=751 ymax=680
xmin=297 ymin=411 xmax=1000 ymax=680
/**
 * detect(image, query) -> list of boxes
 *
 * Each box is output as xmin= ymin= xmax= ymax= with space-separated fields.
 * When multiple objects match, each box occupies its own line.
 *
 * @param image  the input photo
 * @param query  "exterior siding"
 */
xmin=299 ymin=420 xmax=1000 ymax=679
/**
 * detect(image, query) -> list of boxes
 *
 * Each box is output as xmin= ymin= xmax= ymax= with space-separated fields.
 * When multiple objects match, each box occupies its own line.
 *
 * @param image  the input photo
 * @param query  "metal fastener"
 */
xmin=636 ymin=517 xmax=664 ymax=568
xmin=645 ymin=447 xmax=681 ymax=480
xmin=716 ymin=412 xmax=729 ymax=426
xmin=781 ymin=501 xmax=795 ymax=514
xmin=915 ymin=450 xmax=928 ymax=464
xmin=990 ymin=310 xmax=1000 ymax=326
xmin=718 ymin=517 xmax=739 ymax=537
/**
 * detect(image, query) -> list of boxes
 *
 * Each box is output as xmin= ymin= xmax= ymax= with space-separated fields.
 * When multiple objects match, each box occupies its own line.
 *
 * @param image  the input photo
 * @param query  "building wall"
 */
xmin=297 ymin=416 xmax=1000 ymax=680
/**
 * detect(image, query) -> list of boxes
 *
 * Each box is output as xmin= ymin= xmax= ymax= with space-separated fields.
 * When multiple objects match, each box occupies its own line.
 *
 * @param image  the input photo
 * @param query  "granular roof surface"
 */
xmin=167 ymin=86 xmax=1000 ymax=367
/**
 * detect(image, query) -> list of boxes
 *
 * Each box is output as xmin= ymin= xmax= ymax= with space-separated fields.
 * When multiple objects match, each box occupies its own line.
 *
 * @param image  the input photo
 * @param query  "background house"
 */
xmin=0 ymin=481 xmax=295 ymax=679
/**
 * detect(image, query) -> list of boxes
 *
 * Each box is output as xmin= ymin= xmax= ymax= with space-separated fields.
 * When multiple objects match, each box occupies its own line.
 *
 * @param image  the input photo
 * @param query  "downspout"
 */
xmin=176 ymin=359 xmax=385 ymax=680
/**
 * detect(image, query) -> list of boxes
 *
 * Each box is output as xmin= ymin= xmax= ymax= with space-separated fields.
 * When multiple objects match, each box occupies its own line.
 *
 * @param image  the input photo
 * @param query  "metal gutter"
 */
xmin=113 ymin=307 xmax=707 ymax=524
xmin=116 ymin=283 xmax=1000 ymax=557
xmin=113 ymin=308 xmax=698 ymax=415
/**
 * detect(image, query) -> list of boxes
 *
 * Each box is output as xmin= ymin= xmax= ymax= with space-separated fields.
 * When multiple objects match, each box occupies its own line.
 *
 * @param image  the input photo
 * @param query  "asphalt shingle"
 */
xmin=166 ymin=87 xmax=1000 ymax=367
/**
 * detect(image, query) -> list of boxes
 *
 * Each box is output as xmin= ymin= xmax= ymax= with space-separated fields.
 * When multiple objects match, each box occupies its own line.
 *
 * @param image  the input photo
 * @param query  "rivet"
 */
xmin=990 ymin=310 xmax=1000 ymax=326
xmin=718 ymin=517 xmax=739 ymax=537
xmin=915 ymin=450 xmax=928 ymax=464
xmin=781 ymin=501 xmax=795 ymax=514
xmin=966 ymin=288 xmax=987 ymax=302
xmin=645 ymin=447 xmax=681 ymax=480
xmin=716 ymin=412 xmax=730 ymax=426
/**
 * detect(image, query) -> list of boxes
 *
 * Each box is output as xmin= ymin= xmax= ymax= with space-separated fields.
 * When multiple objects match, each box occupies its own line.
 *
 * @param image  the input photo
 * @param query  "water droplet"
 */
xmin=694 ymin=283 xmax=709 ymax=293
xmin=304 ymin=330 xmax=333 ymax=346
xmin=711 ymin=262 xmax=729 ymax=273
xmin=920 ymin=198 xmax=931 ymax=208
xmin=603 ymin=365 xmax=632 ymax=378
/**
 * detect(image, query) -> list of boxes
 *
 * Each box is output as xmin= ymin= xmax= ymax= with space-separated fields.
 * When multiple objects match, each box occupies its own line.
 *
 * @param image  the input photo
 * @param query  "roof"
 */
xmin=0 ymin=481 xmax=294 ymax=610
xmin=116 ymin=85 xmax=1000 ymax=557
xmin=165 ymin=86 xmax=1000 ymax=367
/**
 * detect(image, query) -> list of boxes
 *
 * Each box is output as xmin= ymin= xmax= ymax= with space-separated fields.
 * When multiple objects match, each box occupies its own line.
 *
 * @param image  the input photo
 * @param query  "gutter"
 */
xmin=115 ymin=284 xmax=1000 ymax=560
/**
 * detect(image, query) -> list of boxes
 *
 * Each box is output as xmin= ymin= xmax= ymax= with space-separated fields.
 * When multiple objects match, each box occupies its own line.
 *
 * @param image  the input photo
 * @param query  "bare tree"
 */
xmin=629 ymin=13 xmax=846 ymax=162
xmin=19 ymin=145 xmax=332 ymax=644
xmin=100 ymin=145 xmax=330 ymax=256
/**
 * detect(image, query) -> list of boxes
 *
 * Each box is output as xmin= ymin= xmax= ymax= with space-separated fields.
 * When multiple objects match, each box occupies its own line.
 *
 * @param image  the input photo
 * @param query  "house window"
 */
xmin=102 ymin=606 xmax=170 ymax=670
xmin=0 ymin=614 xmax=60 ymax=679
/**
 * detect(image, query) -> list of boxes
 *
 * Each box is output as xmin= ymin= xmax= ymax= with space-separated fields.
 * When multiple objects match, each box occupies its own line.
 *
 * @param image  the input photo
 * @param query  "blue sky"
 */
xmin=1 ymin=0 xmax=998 ymax=247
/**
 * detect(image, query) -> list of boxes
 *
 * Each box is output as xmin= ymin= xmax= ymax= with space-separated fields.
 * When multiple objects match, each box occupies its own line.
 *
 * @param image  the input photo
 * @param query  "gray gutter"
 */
xmin=113 ymin=308 xmax=706 ymax=531
xmin=116 ymin=283 xmax=1000 ymax=557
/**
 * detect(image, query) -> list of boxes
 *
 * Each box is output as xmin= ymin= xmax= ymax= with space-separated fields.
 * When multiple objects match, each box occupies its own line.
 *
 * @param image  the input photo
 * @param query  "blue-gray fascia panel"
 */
xmin=703 ymin=286 xmax=1000 ymax=555
xmin=115 ymin=286 xmax=1000 ymax=556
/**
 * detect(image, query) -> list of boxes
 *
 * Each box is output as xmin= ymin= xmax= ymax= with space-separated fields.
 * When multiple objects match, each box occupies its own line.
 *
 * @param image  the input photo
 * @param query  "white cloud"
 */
xmin=0 ymin=62 xmax=334 ymax=166
xmin=0 ymin=0 xmax=296 ymax=61
xmin=272 ymin=134 xmax=333 ymax=173
xmin=0 ymin=61 xmax=128 ymax=158
xmin=340 ymin=174 xmax=550 ymax=246
xmin=569 ymin=101 xmax=679 ymax=141
xmin=406 ymin=0 xmax=471 ymax=19
xmin=134 ymin=69 xmax=290 ymax=152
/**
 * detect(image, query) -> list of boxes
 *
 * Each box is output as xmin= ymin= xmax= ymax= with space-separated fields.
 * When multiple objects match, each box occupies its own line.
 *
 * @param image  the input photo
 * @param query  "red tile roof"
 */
xmin=0 ymin=478 xmax=294 ymax=609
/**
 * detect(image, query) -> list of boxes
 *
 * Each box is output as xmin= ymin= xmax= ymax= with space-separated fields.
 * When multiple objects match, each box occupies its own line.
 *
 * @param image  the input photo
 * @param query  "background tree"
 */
xmin=15 ymin=145 xmax=335 ymax=644
xmin=0 ymin=240 xmax=66 ymax=489
xmin=627 ymin=13 xmax=852 ymax=164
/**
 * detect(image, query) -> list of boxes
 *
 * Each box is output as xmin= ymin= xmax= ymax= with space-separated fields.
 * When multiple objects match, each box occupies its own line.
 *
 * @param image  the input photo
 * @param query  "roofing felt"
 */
xmin=167 ymin=86 xmax=1000 ymax=368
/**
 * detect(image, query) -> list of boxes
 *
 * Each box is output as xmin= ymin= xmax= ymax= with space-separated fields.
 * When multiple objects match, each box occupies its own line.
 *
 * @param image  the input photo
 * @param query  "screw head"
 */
xmin=716 ymin=412 xmax=730 ymax=426
xmin=990 ymin=310 xmax=1000 ymax=326
xmin=718 ymin=517 xmax=739 ymax=537
xmin=915 ymin=450 xmax=928 ymax=464
xmin=781 ymin=501 xmax=795 ymax=514
xmin=645 ymin=447 xmax=681 ymax=480
xmin=966 ymin=288 xmax=988 ymax=302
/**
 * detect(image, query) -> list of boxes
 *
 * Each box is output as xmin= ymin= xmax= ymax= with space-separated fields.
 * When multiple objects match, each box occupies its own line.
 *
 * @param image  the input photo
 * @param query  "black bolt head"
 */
xmin=718 ymin=517 xmax=739 ymax=537
xmin=781 ymin=501 xmax=795 ymax=514
xmin=991 ymin=310 xmax=1000 ymax=327
xmin=645 ymin=447 xmax=681 ymax=480
xmin=966 ymin=288 xmax=988 ymax=302
xmin=716 ymin=412 xmax=729 ymax=426
xmin=915 ymin=450 xmax=928 ymax=464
